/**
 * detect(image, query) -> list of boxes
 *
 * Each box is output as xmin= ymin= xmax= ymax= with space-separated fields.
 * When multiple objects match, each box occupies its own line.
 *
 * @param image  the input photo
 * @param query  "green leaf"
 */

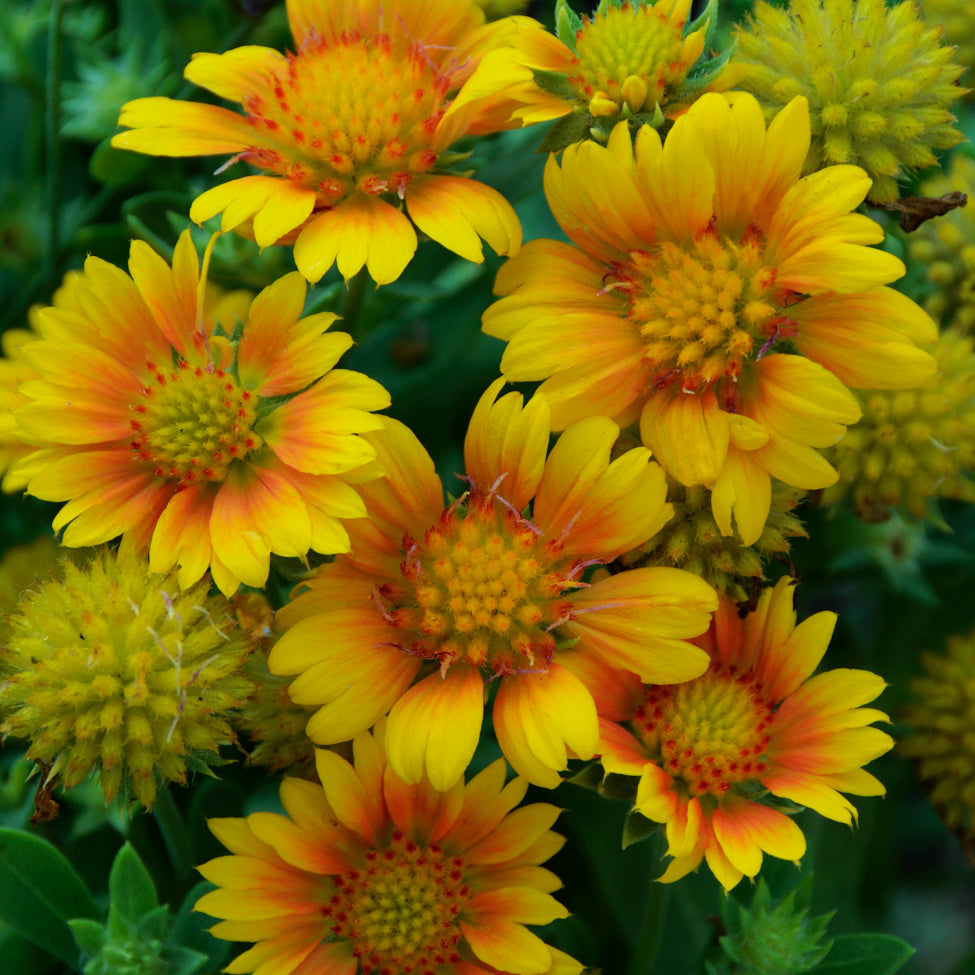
xmin=808 ymin=933 xmax=914 ymax=975
xmin=0 ymin=927 xmax=61 ymax=975
xmin=108 ymin=843 xmax=159 ymax=928
xmin=67 ymin=919 xmax=106 ymax=960
xmin=554 ymin=0 xmax=583 ymax=50
xmin=88 ymin=138 xmax=152 ymax=187
xmin=0 ymin=827 xmax=99 ymax=968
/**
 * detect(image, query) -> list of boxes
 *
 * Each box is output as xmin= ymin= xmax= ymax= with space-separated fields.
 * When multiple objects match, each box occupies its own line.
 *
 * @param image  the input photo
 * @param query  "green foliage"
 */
xmin=0 ymin=827 xmax=99 ymax=967
xmin=67 ymin=843 xmax=221 ymax=975
xmin=708 ymin=877 xmax=833 ymax=975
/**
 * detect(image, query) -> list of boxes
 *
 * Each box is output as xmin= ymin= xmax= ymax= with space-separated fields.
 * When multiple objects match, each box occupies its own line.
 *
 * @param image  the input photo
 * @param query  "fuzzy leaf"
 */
xmin=0 ymin=828 xmax=99 ymax=967
xmin=67 ymin=919 xmax=106 ymax=960
xmin=554 ymin=0 xmax=583 ymax=50
xmin=108 ymin=844 xmax=159 ymax=928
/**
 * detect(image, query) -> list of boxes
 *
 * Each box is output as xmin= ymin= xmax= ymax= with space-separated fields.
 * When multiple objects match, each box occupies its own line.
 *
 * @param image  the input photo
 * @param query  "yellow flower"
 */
xmin=907 ymin=153 xmax=975 ymax=334
xmin=454 ymin=0 xmax=738 ymax=149
xmin=734 ymin=0 xmax=966 ymax=203
xmin=597 ymin=577 xmax=893 ymax=890
xmin=484 ymin=93 xmax=937 ymax=547
xmin=823 ymin=328 xmax=975 ymax=521
xmin=196 ymin=724 xmax=582 ymax=975
xmin=112 ymin=0 xmax=522 ymax=285
xmin=0 ymin=546 xmax=255 ymax=808
xmin=12 ymin=231 xmax=389 ymax=596
xmin=269 ymin=379 xmax=717 ymax=791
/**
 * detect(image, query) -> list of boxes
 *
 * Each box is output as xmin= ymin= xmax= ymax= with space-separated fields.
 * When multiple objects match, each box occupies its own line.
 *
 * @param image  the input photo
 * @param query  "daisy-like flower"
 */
xmin=596 ymin=577 xmax=893 ymax=890
xmin=483 ymin=93 xmax=938 ymax=546
xmin=195 ymin=724 xmax=582 ymax=975
xmin=270 ymin=379 xmax=718 ymax=790
xmin=454 ymin=0 xmax=737 ymax=150
xmin=12 ymin=230 xmax=390 ymax=596
xmin=111 ymin=0 xmax=522 ymax=286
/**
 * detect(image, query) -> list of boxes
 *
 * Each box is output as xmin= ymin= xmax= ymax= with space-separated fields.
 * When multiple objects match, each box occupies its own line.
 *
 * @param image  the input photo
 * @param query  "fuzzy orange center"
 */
xmin=241 ymin=30 xmax=448 ymax=207
xmin=379 ymin=492 xmax=579 ymax=677
xmin=129 ymin=358 xmax=260 ymax=485
xmin=633 ymin=664 xmax=773 ymax=798
xmin=572 ymin=2 xmax=690 ymax=115
xmin=323 ymin=831 xmax=467 ymax=975
xmin=612 ymin=229 xmax=789 ymax=394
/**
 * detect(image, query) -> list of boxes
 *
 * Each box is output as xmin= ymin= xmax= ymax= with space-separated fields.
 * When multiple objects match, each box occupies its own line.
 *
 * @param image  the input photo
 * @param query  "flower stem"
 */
xmin=152 ymin=785 xmax=194 ymax=883
xmin=45 ymin=0 xmax=65 ymax=290
xmin=626 ymin=880 xmax=671 ymax=975
xmin=341 ymin=269 xmax=371 ymax=338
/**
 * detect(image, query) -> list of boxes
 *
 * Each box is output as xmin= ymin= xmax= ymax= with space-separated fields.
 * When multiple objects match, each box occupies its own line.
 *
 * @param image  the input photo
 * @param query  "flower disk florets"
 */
xmin=634 ymin=666 xmax=773 ymax=799
xmin=241 ymin=29 xmax=446 ymax=209
xmin=131 ymin=357 xmax=260 ymax=484
xmin=616 ymin=228 xmax=782 ymax=393
xmin=734 ymin=0 xmax=966 ymax=202
xmin=327 ymin=831 xmax=466 ymax=974
xmin=388 ymin=490 xmax=578 ymax=677
xmin=0 ymin=547 xmax=254 ymax=808
xmin=573 ymin=1 xmax=692 ymax=117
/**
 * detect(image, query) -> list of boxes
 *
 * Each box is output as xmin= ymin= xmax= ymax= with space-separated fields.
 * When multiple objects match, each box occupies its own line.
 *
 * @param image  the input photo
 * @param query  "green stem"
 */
xmin=45 ymin=0 xmax=65 ymax=290
xmin=626 ymin=880 xmax=671 ymax=975
xmin=341 ymin=269 xmax=371 ymax=338
xmin=152 ymin=785 xmax=194 ymax=883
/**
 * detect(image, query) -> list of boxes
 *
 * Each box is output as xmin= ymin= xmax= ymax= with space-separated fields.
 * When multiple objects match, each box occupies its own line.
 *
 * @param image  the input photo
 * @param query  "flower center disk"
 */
xmin=385 ymin=493 xmax=578 ymax=676
xmin=573 ymin=3 xmax=690 ymax=113
xmin=130 ymin=359 xmax=261 ymax=484
xmin=323 ymin=831 xmax=466 ymax=975
xmin=615 ymin=231 xmax=784 ymax=392
xmin=242 ymin=30 xmax=447 ymax=207
xmin=633 ymin=665 xmax=773 ymax=798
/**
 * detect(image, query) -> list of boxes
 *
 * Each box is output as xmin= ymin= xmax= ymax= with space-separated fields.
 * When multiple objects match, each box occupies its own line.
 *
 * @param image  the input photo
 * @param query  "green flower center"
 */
xmin=323 ymin=831 xmax=467 ymax=975
xmin=572 ymin=2 xmax=690 ymax=114
xmin=130 ymin=357 xmax=261 ymax=485
xmin=614 ymin=230 xmax=786 ymax=393
xmin=240 ymin=30 xmax=446 ymax=207
xmin=633 ymin=664 xmax=773 ymax=798
xmin=382 ymin=492 xmax=579 ymax=677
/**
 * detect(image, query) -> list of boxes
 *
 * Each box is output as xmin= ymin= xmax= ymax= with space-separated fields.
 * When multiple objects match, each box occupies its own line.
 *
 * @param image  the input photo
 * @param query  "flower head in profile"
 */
xmin=596 ymin=577 xmax=893 ymax=890
xmin=733 ymin=0 xmax=966 ymax=203
xmin=0 ymin=546 xmax=255 ymax=809
xmin=112 ymin=0 xmax=522 ymax=286
xmin=270 ymin=379 xmax=718 ymax=791
xmin=484 ymin=93 xmax=937 ymax=547
xmin=822 ymin=327 xmax=975 ymax=522
xmin=13 ymin=230 xmax=390 ymax=595
xmin=454 ymin=0 xmax=737 ymax=151
xmin=195 ymin=724 xmax=582 ymax=975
